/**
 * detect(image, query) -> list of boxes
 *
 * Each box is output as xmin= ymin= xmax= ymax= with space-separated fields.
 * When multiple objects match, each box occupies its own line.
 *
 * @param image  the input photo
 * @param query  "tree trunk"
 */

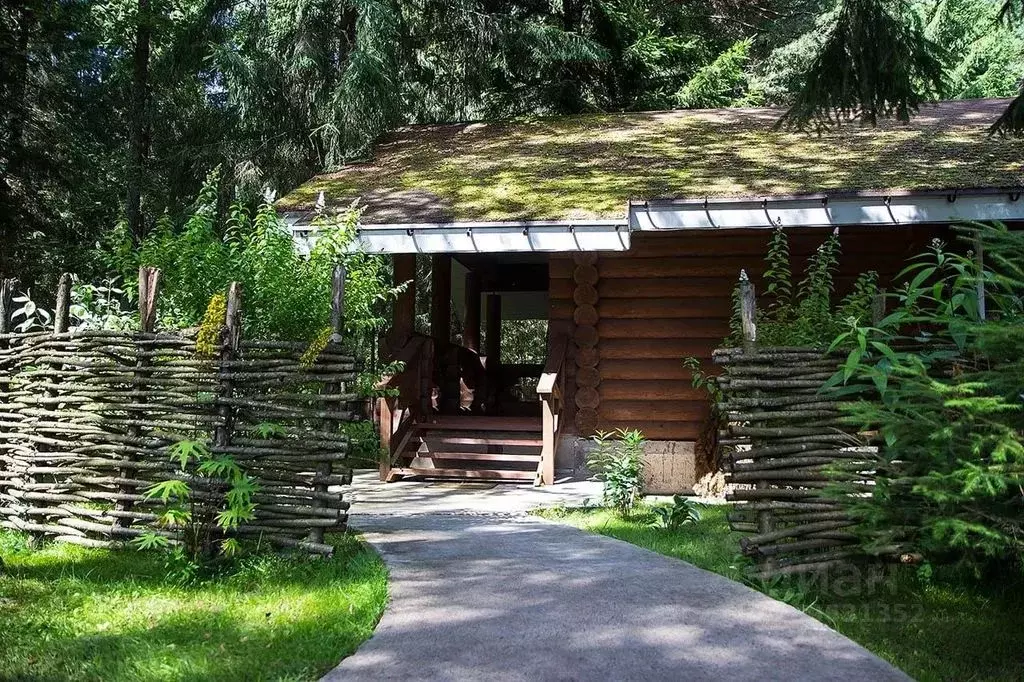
xmin=126 ymin=0 xmax=152 ymax=242
xmin=0 ymin=4 xmax=35 ymax=278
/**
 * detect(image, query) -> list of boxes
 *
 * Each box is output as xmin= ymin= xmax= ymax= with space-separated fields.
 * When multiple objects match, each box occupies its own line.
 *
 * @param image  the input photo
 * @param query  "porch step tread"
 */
xmin=413 ymin=452 xmax=541 ymax=462
xmin=416 ymin=417 xmax=542 ymax=432
xmin=413 ymin=435 xmax=543 ymax=447
xmin=391 ymin=467 xmax=537 ymax=481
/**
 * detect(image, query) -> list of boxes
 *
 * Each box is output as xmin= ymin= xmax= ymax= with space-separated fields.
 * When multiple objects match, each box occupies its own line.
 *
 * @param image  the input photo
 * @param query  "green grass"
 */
xmin=0 ymin=531 xmax=387 ymax=682
xmin=536 ymin=503 xmax=1024 ymax=682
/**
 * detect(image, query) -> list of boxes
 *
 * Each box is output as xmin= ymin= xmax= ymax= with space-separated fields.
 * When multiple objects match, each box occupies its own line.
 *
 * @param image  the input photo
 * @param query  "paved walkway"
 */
xmin=324 ymin=473 xmax=908 ymax=681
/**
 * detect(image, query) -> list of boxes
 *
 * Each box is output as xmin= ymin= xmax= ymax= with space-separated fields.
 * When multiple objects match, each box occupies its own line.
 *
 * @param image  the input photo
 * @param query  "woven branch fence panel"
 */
xmin=0 ymin=270 xmax=355 ymax=555
xmin=714 ymin=346 xmax=877 ymax=578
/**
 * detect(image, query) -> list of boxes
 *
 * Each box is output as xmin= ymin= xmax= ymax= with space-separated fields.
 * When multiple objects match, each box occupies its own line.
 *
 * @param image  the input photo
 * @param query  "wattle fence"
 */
xmin=715 ymin=277 xmax=879 ymax=578
xmin=0 ymin=269 xmax=355 ymax=555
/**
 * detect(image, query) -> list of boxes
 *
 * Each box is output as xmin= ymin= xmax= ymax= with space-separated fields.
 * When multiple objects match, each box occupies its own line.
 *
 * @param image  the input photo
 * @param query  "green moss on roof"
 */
xmin=279 ymin=99 xmax=1024 ymax=224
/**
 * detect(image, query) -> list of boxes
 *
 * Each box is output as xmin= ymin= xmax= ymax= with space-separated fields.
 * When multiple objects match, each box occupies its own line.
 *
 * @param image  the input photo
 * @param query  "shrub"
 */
xmin=587 ymin=429 xmax=646 ymax=515
xmin=652 ymin=495 xmax=703 ymax=529
xmin=830 ymin=222 xmax=1024 ymax=572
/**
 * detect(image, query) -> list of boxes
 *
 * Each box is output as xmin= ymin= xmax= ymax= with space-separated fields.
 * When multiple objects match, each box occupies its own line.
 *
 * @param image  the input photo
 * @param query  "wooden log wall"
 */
xmin=551 ymin=225 xmax=946 ymax=442
xmin=0 ymin=275 xmax=354 ymax=555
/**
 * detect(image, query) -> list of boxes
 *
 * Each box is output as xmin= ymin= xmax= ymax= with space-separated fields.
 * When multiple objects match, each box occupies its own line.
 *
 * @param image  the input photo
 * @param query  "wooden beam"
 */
xmin=430 ymin=255 xmax=452 ymax=343
xmin=463 ymin=271 xmax=481 ymax=353
xmin=391 ymin=254 xmax=416 ymax=349
xmin=485 ymin=294 xmax=501 ymax=367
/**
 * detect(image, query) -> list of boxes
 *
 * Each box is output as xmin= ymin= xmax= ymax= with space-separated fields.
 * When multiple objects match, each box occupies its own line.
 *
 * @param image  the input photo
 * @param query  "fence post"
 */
xmin=209 ymin=283 xmax=243 ymax=548
xmin=114 ymin=267 xmax=161 ymax=531
xmin=739 ymin=271 xmax=756 ymax=350
xmin=309 ymin=265 xmax=346 ymax=546
xmin=871 ymin=290 xmax=886 ymax=326
xmin=53 ymin=273 xmax=72 ymax=335
xmin=215 ymin=283 xmax=243 ymax=448
xmin=0 ymin=279 xmax=15 ymax=527
xmin=738 ymin=270 xmax=773 ymax=566
xmin=0 ymin=278 xmax=16 ymax=334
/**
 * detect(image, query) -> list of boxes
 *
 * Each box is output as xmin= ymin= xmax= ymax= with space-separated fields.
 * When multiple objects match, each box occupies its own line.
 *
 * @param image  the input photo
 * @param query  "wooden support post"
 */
xmin=430 ymin=255 xmax=451 ymax=344
xmin=26 ymin=274 xmax=73 ymax=545
xmin=485 ymin=294 xmax=501 ymax=366
xmin=378 ymin=395 xmax=395 ymax=482
xmin=739 ymin=271 xmax=756 ymax=351
xmin=463 ymin=271 xmax=481 ymax=353
xmin=391 ymin=254 xmax=416 ymax=350
xmin=540 ymin=395 xmax=556 ymax=486
xmin=310 ymin=265 xmax=346 ymax=544
xmin=485 ymin=294 xmax=501 ymax=406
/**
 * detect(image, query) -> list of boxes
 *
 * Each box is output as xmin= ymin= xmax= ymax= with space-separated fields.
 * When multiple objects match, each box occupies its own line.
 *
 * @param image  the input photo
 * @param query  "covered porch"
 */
xmin=376 ymin=251 xmax=570 ymax=485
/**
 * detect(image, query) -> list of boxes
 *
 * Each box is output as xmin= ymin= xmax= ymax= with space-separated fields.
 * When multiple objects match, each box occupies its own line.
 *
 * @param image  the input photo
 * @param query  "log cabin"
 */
xmin=279 ymin=98 xmax=1024 ymax=492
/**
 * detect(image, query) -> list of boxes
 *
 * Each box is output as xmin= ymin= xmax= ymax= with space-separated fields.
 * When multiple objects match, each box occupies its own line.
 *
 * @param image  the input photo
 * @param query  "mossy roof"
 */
xmin=279 ymin=98 xmax=1024 ymax=224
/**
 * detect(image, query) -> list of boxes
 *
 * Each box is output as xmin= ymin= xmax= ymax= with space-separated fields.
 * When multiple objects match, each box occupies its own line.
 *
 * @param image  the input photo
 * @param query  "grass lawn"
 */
xmin=0 ymin=530 xmax=387 ymax=682
xmin=536 ymin=504 xmax=1024 ymax=682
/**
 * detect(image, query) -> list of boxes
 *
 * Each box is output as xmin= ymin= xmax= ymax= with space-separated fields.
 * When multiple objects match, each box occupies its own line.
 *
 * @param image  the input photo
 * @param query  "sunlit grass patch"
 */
xmin=0 ymin=531 xmax=387 ymax=682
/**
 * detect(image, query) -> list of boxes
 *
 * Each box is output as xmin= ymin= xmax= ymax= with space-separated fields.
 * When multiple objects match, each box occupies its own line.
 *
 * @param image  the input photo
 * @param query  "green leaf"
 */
xmin=843 ymin=348 xmax=861 ymax=382
xmin=143 ymin=479 xmax=191 ymax=502
xmin=197 ymin=455 xmax=243 ymax=480
xmin=167 ymin=439 xmax=210 ymax=468
xmin=131 ymin=531 xmax=170 ymax=551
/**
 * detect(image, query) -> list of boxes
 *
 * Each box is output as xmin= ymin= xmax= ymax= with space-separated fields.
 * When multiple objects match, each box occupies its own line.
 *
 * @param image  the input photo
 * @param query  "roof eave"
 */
xmin=285 ymin=186 xmax=1024 ymax=254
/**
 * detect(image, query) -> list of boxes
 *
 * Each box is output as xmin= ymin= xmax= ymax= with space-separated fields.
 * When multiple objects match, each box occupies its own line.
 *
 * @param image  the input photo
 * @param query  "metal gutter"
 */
xmin=629 ymin=188 xmax=1024 ymax=231
xmin=287 ymin=217 xmax=631 ymax=254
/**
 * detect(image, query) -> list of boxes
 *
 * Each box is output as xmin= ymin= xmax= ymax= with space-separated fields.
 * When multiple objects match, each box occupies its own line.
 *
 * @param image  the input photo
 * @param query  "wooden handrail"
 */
xmin=537 ymin=334 xmax=568 ymax=396
xmin=377 ymin=334 xmax=434 ymax=481
xmin=535 ymin=332 xmax=569 ymax=486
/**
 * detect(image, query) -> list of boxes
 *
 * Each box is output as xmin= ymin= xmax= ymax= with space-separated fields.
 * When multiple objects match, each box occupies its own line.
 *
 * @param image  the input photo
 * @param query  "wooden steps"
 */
xmin=390 ymin=467 xmax=536 ymax=481
xmin=387 ymin=415 xmax=543 ymax=483
xmin=415 ymin=416 xmax=541 ymax=432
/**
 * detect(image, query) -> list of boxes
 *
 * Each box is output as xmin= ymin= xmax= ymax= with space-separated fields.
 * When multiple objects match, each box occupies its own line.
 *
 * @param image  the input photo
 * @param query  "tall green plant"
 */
xmin=828 ymin=222 xmax=1024 ymax=572
xmin=730 ymin=227 xmax=880 ymax=347
xmin=587 ymin=428 xmax=646 ymax=515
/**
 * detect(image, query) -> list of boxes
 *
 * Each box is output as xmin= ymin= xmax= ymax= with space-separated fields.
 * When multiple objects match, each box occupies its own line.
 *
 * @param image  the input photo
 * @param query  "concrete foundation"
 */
xmin=557 ymin=436 xmax=697 ymax=494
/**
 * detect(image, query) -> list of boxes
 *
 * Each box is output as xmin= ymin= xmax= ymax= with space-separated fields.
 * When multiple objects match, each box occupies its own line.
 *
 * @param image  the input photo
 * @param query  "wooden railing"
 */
xmin=535 ymin=333 xmax=569 ymax=486
xmin=377 ymin=334 xmax=434 ymax=481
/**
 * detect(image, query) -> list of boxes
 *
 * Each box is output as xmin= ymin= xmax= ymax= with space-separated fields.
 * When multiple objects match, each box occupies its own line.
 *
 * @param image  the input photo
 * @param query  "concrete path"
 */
xmin=324 ymin=474 xmax=908 ymax=681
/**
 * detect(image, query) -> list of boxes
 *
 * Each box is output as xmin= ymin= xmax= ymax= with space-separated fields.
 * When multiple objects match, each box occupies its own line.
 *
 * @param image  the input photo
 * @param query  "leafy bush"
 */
xmin=652 ymin=495 xmax=703 ymax=529
xmin=587 ymin=429 xmax=646 ymax=515
xmin=730 ymin=226 xmax=881 ymax=347
xmin=830 ymin=222 xmax=1024 ymax=572
xmin=102 ymin=168 xmax=403 ymax=355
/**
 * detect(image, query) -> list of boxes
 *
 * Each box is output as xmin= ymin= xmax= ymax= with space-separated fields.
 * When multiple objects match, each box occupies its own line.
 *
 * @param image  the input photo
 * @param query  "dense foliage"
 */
xmin=2 ymin=0 xmax=1022 ymax=287
xmin=832 ymin=222 xmax=1024 ymax=573
xmin=729 ymin=226 xmax=881 ymax=347
xmin=102 ymin=169 xmax=402 ymax=368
